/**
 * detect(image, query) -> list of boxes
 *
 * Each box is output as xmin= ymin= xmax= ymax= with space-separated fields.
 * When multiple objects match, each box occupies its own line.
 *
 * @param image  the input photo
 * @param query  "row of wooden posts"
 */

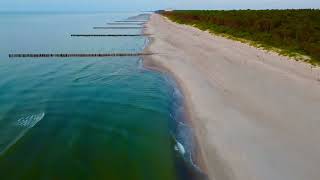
xmin=9 ymin=18 xmax=151 ymax=58
xmin=71 ymin=34 xmax=151 ymax=37
xmin=9 ymin=53 xmax=153 ymax=58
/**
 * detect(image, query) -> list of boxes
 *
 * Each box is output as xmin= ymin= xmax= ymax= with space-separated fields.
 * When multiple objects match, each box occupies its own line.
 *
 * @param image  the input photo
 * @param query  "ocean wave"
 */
xmin=175 ymin=140 xmax=186 ymax=155
xmin=173 ymin=134 xmax=208 ymax=180
xmin=0 ymin=112 xmax=45 ymax=156
xmin=16 ymin=112 xmax=45 ymax=127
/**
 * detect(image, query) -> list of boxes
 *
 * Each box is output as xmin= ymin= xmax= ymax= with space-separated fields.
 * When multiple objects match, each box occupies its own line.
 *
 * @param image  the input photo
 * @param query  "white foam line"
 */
xmin=0 ymin=112 xmax=45 ymax=156
xmin=175 ymin=141 xmax=186 ymax=155
xmin=189 ymin=152 xmax=202 ymax=172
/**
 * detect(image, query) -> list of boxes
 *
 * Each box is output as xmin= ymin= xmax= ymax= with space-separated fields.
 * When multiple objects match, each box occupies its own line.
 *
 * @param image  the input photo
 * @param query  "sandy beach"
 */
xmin=144 ymin=14 xmax=320 ymax=180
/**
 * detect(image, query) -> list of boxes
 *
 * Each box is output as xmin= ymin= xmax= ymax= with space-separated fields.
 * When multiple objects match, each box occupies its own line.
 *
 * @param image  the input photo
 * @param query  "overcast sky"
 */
xmin=0 ymin=0 xmax=319 ymax=11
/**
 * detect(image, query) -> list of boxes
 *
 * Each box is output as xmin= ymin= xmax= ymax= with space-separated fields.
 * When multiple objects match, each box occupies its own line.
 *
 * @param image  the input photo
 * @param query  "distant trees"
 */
xmin=162 ymin=9 xmax=320 ymax=63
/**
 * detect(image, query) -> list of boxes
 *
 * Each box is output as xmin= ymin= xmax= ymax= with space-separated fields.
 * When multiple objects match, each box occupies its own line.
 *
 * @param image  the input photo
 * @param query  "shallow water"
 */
xmin=0 ymin=12 xmax=203 ymax=179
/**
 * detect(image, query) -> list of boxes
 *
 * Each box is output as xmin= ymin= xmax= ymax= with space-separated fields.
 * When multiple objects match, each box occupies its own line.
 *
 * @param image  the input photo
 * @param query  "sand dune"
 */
xmin=144 ymin=14 xmax=320 ymax=180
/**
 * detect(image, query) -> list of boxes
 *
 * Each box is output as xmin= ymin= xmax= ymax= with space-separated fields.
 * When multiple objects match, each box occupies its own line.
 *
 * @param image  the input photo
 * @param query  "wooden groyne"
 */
xmin=107 ymin=23 xmax=144 ymax=25
xmin=71 ymin=34 xmax=149 ymax=37
xmin=115 ymin=20 xmax=147 ymax=23
xmin=93 ymin=27 xmax=144 ymax=29
xmin=9 ymin=53 xmax=154 ymax=58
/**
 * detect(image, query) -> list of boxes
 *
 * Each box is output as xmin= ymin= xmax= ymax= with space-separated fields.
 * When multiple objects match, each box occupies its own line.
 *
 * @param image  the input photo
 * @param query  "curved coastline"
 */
xmin=142 ymin=13 xmax=320 ymax=180
xmin=142 ymin=25 xmax=209 ymax=177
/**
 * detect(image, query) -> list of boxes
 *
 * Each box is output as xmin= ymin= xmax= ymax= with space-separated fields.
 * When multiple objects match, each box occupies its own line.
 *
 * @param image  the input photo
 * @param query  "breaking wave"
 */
xmin=164 ymin=74 xmax=208 ymax=179
xmin=0 ymin=112 xmax=45 ymax=155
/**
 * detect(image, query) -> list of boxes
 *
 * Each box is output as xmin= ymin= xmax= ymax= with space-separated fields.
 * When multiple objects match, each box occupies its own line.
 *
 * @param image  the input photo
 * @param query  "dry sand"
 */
xmin=144 ymin=14 xmax=320 ymax=180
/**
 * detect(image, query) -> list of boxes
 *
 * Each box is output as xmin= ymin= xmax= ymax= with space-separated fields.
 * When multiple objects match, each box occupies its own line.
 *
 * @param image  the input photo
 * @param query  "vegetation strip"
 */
xmin=8 ymin=53 xmax=154 ymax=58
xmin=161 ymin=9 xmax=320 ymax=64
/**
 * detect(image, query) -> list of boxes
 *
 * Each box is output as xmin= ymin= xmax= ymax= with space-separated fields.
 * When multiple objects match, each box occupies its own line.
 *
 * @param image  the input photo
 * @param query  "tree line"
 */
xmin=161 ymin=9 xmax=320 ymax=64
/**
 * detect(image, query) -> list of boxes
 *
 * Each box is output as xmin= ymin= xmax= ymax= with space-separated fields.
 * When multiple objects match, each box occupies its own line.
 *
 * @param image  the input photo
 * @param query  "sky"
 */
xmin=0 ymin=0 xmax=319 ymax=12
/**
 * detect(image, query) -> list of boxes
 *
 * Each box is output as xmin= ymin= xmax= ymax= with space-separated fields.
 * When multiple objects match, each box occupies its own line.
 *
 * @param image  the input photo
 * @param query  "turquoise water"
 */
xmin=0 ymin=12 xmax=205 ymax=179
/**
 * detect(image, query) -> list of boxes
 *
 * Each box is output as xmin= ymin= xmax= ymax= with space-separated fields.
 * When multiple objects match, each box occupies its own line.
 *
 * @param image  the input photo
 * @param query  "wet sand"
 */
xmin=144 ymin=14 xmax=320 ymax=180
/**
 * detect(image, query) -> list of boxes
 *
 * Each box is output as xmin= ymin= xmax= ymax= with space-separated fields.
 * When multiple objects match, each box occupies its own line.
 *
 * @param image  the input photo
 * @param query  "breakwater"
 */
xmin=70 ymin=34 xmax=150 ymax=37
xmin=115 ymin=20 xmax=147 ymax=22
xmin=107 ymin=22 xmax=145 ymax=25
xmin=93 ymin=27 xmax=144 ymax=29
xmin=9 ymin=53 xmax=153 ymax=58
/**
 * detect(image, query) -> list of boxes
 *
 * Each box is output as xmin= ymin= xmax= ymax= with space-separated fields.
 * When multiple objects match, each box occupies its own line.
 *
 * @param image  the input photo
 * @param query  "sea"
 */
xmin=0 ymin=11 xmax=206 ymax=180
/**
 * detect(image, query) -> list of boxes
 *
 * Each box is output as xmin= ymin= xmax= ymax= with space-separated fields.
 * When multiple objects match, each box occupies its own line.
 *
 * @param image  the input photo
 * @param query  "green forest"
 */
xmin=161 ymin=9 xmax=320 ymax=64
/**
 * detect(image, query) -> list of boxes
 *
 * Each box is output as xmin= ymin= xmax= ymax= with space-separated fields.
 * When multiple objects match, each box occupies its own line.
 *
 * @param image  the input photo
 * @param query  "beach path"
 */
xmin=144 ymin=14 xmax=320 ymax=180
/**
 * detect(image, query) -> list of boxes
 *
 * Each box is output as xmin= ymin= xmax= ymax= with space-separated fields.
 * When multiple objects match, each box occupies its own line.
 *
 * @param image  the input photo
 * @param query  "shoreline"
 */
xmin=143 ymin=13 xmax=320 ymax=180
xmin=143 ymin=27 xmax=209 ymax=176
xmin=143 ymin=37 xmax=209 ymax=179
